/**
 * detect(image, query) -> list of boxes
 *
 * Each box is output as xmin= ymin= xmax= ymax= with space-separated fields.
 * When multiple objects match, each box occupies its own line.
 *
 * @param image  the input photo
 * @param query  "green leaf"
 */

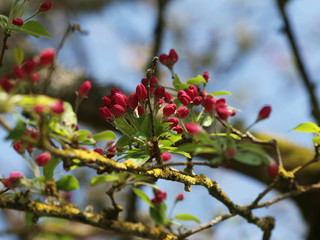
xmin=132 ymin=187 xmax=153 ymax=207
xmin=115 ymin=118 xmax=135 ymax=135
xmin=150 ymin=206 xmax=164 ymax=225
xmin=90 ymin=175 xmax=119 ymax=186
xmin=43 ymin=158 xmax=61 ymax=180
xmin=202 ymin=115 xmax=213 ymax=127
xmin=14 ymin=46 xmax=24 ymax=65
xmin=128 ymin=153 xmax=150 ymax=166
xmin=141 ymin=114 xmax=152 ymax=138
xmin=177 ymin=143 xmax=199 ymax=152
xmin=61 ymin=102 xmax=77 ymax=125
xmin=6 ymin=119 xmax=26 ymax=140
xmin=93 ymin=130 xmax=116 ymax=141
xmin=20 ymin=21 xmax=51 ymax=38
xmin=234 ymin=152 xmax=263 ymax=166
xmin=211 ymin=133 xmax=241 ymax=140
xmin=194 ymin=147 xmax=217 ymax=155
xmin=209 ymin=91 xmax=232 ymax=97
xmin=292 ymin=123 xmax=320 ymax=133
xmin=312 ymin=136 xmax=320 ymax=144
xmin=174 ymin=213 xmax=200 ymax=223
xmin=56 ymin=175 xmax=79 ymax=192
xmin=173 ymin=74 xmax=189 ymax=90
xmin=116 ymin=135 xmax=132 ymax=147
xmin=187 ymin=75 xmax=206 ymax=85
xmin=211 ymin=157 xmax=223 ymax=164
xmin=238 ymin=143 xmax=269 ymax=161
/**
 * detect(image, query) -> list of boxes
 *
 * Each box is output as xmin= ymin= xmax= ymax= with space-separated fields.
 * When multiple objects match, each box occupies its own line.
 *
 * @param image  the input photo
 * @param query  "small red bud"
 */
xmin=258 ymin=105 xmax=272 ymax=121
xmin=203 ymin=72 xmax=210 ymax=82
xmin=161 ymin=152 xmax=172 ymax=162
xmin=12 ymin=18 xmax=23 ymax=26
xmin=176 ymin=193 xmax=184 ymax=201
xmin=185 ymin=123 xmax=201 ymax=135
xmin=36 ymin=152 xmax=51 ymax=166
xmin=39 ymin=48 xmax=55 ymax=66
xmin=50 ymin=100 xmax=64 ymax=114
xmin=267 ymin=162 xmax=278 ymax=178
xmin=163 ymin=104 xmax=176 ymax=117
xmin=40 ymin=1 xmax=52 ymax=12
xmin=78 ymin=81 xmax=91 ymax=97
xmin=136 ymin=84 xmax=148 ymax=102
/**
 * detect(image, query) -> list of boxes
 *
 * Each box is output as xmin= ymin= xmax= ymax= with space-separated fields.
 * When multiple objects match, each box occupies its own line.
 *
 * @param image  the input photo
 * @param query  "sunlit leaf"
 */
xmin=174 ymin=213 xmax=200 ymax=223
xmin=132 ymin=187 xmax=153 ymax=207
xmin=187 ymin=75 xmax=206 ymax=85
xmin=292 ymin=122 xmax=320 ymax=133
xmin=14 ymin=46 xmax=24 ymax=65
xmin=43 ymin=158 xmax=61 ymax=180
xmin=93 ymin=130 xmax=116 ymax=141
xmin=56 ymin=175 xmax=79 ymax=192
xmin=90 ymin=175 xmax=119 ymax=186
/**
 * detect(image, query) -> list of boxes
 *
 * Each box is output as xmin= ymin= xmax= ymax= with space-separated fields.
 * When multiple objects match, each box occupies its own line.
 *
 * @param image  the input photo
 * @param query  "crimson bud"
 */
xmin=163 ymin=104 xmax=176 ymax=117
xmin=136 ymin=84 xmax=148 ymax=102
xmin=161 ymin=152 xmax=172 ymax=162
xmin=12 ymin=18 xmax=23 ymax=26
xmin=176 ymin=107 xmax=189 ymax=119
xmin=36 ymin=152 xmax=51 ymax=166
xmin=258 ymin=105 xmax=272 ymax=121
xmin=4 ymin=172 xmax=24 ymax=188
xmin=167 ymin=117 xmax=179 ymax=128
xmin=78 ymin=81 xmax=91 ymax=97
xmin=185 ymin=123 xmax=201 ymax=135
xmin=40 ymin=1 xmax=52 ymax=12
xmin=39 ymin=48 xmax=55 ymax=66
xmin=99 ymin=107 xmax=114 ymax=122
xmin=176 ymin=193 xmax=184 ymax=201
xmin=267 ymin=162 xmax=278 ymax=178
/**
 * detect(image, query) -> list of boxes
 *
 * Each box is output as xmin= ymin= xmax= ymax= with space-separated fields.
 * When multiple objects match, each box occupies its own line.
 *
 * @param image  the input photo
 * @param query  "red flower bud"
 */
xmin=154 ymin=86 xmax=165 ymax=99
xmin=12 ymin=18 xmax=23 ymax=26
xmin=30 ymin=73 xmax=41 ymax=83
xmin=50 ymin=100 xmax=64 ymax=114
xmin=33 ymin=105 xmax=45 ymax=114
xmin=102 ymin=97 xmax=112 ymax=107
xmin=137 ymin=105 xmax=144 ymax=115
xmin=176 ymin=107 xmax=189 ymax=119
xmin=161 ymin=152 xmax=172 ymax=162
xmin=163 ymin=104 xmax=176 ymax=117
xmin=258 ymin=105 xmax=271 ymax=120
xmin=157 ymin=98 xmax=163 ymax=108
xmin=107 ymin=145 xmax=116 ymax=158
xmin=267 ymin=162 xmax=278 ymax=178
xmin=186 ymin=85 xmax=198 ymax=99
xmin=99 ymin=107 xmax=114 ymax=122
xmin=167 ymin=117 xmax=179 ymax=128
xmin=169 ymin=49 xmax=178 ymax=63
xmin=112 ymin=104 xmax=126 ymax=117
xmin=13 ymin=66 xmax=26 ymax=79
xmin=164 ymin=92 xmax=173 ymax=103
xmin=159 ymin=49 xmax=178 ymax=68
xmin=136 ymin=84 xmax=148 ymax=102
xmin=78 ymin=81 xmax=91 ymax=97
xmin=193 ymin=96 xmax=203 ymax=106
xmin=216 ymin=101 xmax=229 ymax=121
xmin=13 ymin=142 xmax=24 ymax=154
xmin=159 ymin=54 xmax=169 ymax=66
xmin=111 ymin=88 xmax=121 ymax=96
xmin=4 ymin=171 xmax=24 ymax=188
xmin=203 ymin=96 xmax=216 ymax=112
xmin=23 ymin=59 xmax=38 ymax=74
xmin=128 ymin=92 xmax=138 ymax=109
xmin=185 ymin=123 xmax=201 ymax=135
xmin=39 ymin=48 xmax=55 ymax=66
xmin=94 ymin=148 xmax=104 ymax=155
xmin=229 ymin=109 xmax=236 ymax=117
xmin=141 ymin=76 xmax=158 ymax=87
xmin=0 ymin=77 xmax=14 ymax=92
xmin=176 ymin=193 xmax=184 ymax=201
xmin=173 ymin=125 xmax=184 ymax=134
xmin=203 ymin=72 xmax=209 ymax=82
xmin=36 ymin=152 xmax=51 ymax=166
xmin=40 ymin=1 xmax=52 ymax=12
xmin=113 ymin=92 xmax=128 ymax=108
xmin=178 ymin=90 xmax=191 ymax=106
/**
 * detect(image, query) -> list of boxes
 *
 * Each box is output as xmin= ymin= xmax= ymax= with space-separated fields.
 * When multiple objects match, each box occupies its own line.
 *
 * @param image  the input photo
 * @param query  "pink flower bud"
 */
xmin=159 ymin=54 xmax=169 ymax=66
xmin=185 ymin=123 xmax=201 ymax=135
xmin=128 ymin=92 xmax=138 ymax=109
xmin=203 ymin=72 xmax=209 ymax=82
xmin=39 ymin=48 xmax=55 ymax=66
xmin=30 ymin=73 xmax=41 ymax=83
xmin=112 ymin=104 xmax=126 ymax=117
xmin=161 ymin=152 xmax=172 ymax=162
xmin=94 ymin=148 xmax=104 ymax=155
xmin=111 ymin=88 xmax=122 ymax=96
xmin=0 ymin=77 xmax=14 ymax=92
xmin=176 ymin=193 xmax=184 ymax=201
xmin=12 ymin=18 xmax=23 ymax=26
xmin=164 ymin=92 xmax=173 ymax=103
xmin=163 ymin=104 xmax=176 ymax=117
xmin=33 ymin=105 xmax=45 ymax=114
xmin=167 ymin=117 xmax=179 ymax=128
xmin=50 ymin=100 xmax=64 ymax=114
xmin=36 ymin=152 xmax=51 ymax=166
xmin=78 ymin=81 xmax=91 ymax=97
xmin=4 ymin=171 xmax=24 ymax=188
xmin=136 ymin=84 xmax=148 ymax=102
xmin=99 ymin=107 xmax=114 ymax=122
xmin=40 ymin=1 xmax=52 ymax=12
xmin=267 ymin=162 xmax=278 ymax=178
xmin=176 ymin=107 xmax=189 ymax=119
xmin=154 ymin=86 xmax=165 ymax=99
xmin=173 ymin=125 xmax=184 ymax=134
xmin=13 ymin=66 xmax=26 ymax=79
xmin=22 ymin=59 xmax=38 ymax=74
xmin=258 ymin=105 xmax=272 ymax=120
xmin=229 ymin=109 xmax=236 ymax=117
xmin=102 ymin=97 xmax=112 ymax=107
xmin=216 ymin=102 xmax=229 ymax=121
xmin=157 ymin=98 xmax=163 ymax=108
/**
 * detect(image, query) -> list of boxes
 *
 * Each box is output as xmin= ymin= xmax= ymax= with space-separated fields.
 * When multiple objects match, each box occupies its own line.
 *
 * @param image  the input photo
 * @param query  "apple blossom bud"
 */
xmin=50 ymin=100 xmax=64 ymax=114
xmin=203 ymin=72 xmax=210 ymax=82
xmin=164 ymin=92 xmax=173 ymax=103
xmin=193 ymin=96 xmax=202 ymax=106
xmin=0 ymin=77 xmax=14 ymax=92
xmin=113 ymin=92 xmax=128 ymax=108
xmin=94 ymin=148 xmax=104 ymax=155
xmin=107 ymin=145 xmax=116 ymax=158
xmin=4 ymin=171 xmax=24 ymax=188
xmin=137 ymin=105 xmax=144 ymax=115
xmin=99 ymin=107 xmax=114 ymax=122
xmin=136 ymin=84 xmax=148 ymax=102
xmin=169 ymin=49 xmax=178 ymax=63
xmin=112 ymin=104 xmax=126 ymax=117
xmin=154 ymin=86 xmax=165 ymax=99
xmin=36 ymin=152 xmax=51 ymax=166
xmin=78 ymin=81 xmax=91 ymax=97
xmin=30 ymin=73 xmax=41 ymax=83
xmin=176 ymin=107 xmax=189 ymax=119
xmin=128 ymin=92 xmax=138 ymax=109
xmin=258 ymin=105 xmax=272 ymax=121
xmin=39 ymin=48 xmax=56 ymax=66
xmin=267 ymin=162 xmax=278 ymax=178
xmin=163 ymin=104 xmax=176 ymax=117
xmin=176 ymin=193 xmax=184 ymax=201
xmin=40 ymin=1 xmax=52 ymax=12
xmin=13 ymin=66 xmax=26 ymax=79
xmin=12 ymin=18 xmax=23 ymax=26
xmin=167 ymin=117 xmax=179 ymax=128
xmin=161 ymin=152 xmax=172 ymax=162
xmin=102 ymin=97 xmax=112 ymax=107
xmin=173 ymin=126 xmax=184 ymax=134
xmin=23 ymin=59 xmax=37 ymax=74
xmin=185 ymin=123 xmax=201 ymax=135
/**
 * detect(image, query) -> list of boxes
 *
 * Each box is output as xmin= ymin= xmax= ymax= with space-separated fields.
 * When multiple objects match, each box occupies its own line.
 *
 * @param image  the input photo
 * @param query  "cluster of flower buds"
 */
xmin=159 ymin=49 xmax=179 ymax=69
xmin=13 ymin=127 xmax=39 ymax=154
xmin=151 ymin=189 xmax=167 ymax=204
xmin=3 ymin=172 xmax=24 ymax=188
xmin=0 ymin=48 xmax=56 ymax=92
xmin=11 ymin=1 xmax=52 ymax=27
xmin=93 ymin=141 xmax=117 ymax=160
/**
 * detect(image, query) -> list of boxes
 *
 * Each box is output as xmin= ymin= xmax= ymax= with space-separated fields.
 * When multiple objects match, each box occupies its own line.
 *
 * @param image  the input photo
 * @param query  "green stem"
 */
xmin=196 ymin=107 xmax=205 ymax=123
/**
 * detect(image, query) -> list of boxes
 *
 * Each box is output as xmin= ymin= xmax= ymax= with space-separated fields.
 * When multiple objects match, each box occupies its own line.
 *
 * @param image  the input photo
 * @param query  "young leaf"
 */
xmin=174 ymin=213 xmax=201 ymax=223
xmin=128 ymin=153 xmax=150 ymax=166
xmin=312 ymin=136 xmax=320 ymax=144
xmin=209 ymin=91 xmax=232 ymax=97
xmin=173 ymin=74 xmax=189 ymax=90
xmin=292 ymin=122 xmax=320 ymax=133
xmin=150 ymin=206 xmax=165 ymax=225
xmin=90 ymin=175 xmax=119 ymax=186
xmin=61 ymin=102 xmax=77 ymax=125
xmin=187 ymin=75 xmax=206 ymax=85
xmin=116 ymin=135 xmax=132 ymax=147
xmin=132 ymin=187 xmax=153 ymax=207
xmin=43 ymin=158 xmax=61 ymax=180
xmin=93 ymin=130 xmax=116 ymax=141
xmin=56 ymin=175 xmax=79 ymax=192
xmin=20 ymin=21 xmax=52 ymax=38
xmin=14 ymin=46 xmax=24 ymax=65
xmin=6 ymin=119 xmax=26 ymax=140
xmin=210 ymin=133 xmax=241 ymax=140
xmin=234 ymin=152 xmax=263 ymax=166
xmin=202 ymin=115 xmax=213 ymax=127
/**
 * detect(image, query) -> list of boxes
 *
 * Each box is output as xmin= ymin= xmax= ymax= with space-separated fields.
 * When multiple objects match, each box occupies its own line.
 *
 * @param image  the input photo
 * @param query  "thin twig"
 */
xmin=0 ymin=32 xmax=10 ymax=69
